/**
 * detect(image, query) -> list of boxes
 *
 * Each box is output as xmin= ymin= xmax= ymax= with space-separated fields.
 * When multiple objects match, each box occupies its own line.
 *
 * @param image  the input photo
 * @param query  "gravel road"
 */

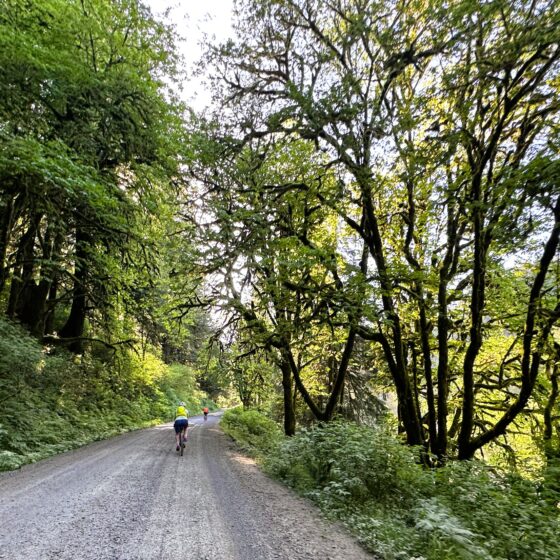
xmin=0 ymin=413 xmax=374 ymax=560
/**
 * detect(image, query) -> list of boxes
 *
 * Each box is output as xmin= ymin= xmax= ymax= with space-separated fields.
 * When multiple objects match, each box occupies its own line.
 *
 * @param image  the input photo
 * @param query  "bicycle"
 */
xmin=178 ymin=432 xmax=187 ymax=456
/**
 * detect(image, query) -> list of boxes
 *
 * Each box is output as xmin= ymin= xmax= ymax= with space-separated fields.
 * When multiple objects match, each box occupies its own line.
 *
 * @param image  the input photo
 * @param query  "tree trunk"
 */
xmin=323 ymin=328 xmax=356 ymax=420
xmin=458 ymin=173 xmax=486 ymax=459
xmin=543 ymin=358 xmax=558 ymax=445
xmin=19 ymin=222 xmax=63 ymax=337
xmin=435 ymin=275 xmax=450 ymax=458
xmin=280 ymin=356 xmax=296 ymax=436
xmin=7 ymin=215 xmax=40 ymax=317
xmin=459 ymin=195 xmax=560 ymax=458
xmin=0 ymin=194 xmax=16 ymax=296
xmin=44 ymin=278 xmax=59 ymax=336
xmin=59 ymin=225 xmax=90 ymax=352
xmin=361 ymin=186 xmax=425 ymax=446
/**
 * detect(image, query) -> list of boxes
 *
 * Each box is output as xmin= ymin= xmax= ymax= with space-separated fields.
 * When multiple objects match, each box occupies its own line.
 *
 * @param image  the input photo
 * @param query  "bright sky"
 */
xmin=144 ymin=0 xmax=235 ymax=109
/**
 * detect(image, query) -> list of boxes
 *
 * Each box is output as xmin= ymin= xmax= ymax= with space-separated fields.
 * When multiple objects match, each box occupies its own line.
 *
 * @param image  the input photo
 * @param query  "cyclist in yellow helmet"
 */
xmin=174 ymin=402 xmax=188 ymax=451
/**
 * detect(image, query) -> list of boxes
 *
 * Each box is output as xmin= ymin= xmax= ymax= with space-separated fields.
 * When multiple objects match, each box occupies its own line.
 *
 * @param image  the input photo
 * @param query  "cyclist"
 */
xmin=203 ymin=406 xmax=209 ymax=421
xmin=174 ymin=402 xmax=189 ymax=451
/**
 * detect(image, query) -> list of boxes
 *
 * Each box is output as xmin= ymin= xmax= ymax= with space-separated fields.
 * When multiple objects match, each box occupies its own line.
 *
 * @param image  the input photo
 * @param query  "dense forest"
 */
xmin=0 ymin=0 xmax=221 ymax=469
xmin=1 ymin=0 xmax=560 ymax=558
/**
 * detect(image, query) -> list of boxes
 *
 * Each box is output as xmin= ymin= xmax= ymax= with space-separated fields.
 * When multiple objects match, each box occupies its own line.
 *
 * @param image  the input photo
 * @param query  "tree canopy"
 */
xmin=187 ymin=0 xmax=560 ymax=464
xmin=1 ymin=0 xmax=560 ymax=471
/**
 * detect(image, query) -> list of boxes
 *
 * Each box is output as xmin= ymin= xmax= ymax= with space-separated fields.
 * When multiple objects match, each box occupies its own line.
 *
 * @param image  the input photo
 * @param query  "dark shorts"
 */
xmin=174 ymin=419 xmax=188 ymax=433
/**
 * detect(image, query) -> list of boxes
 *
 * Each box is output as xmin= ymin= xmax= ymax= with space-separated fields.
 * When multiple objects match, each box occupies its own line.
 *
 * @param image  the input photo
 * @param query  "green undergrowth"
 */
xmin=0 ymin=317 xmax=213 ymax=471
xmin=221 ymin=409 xmax=560 ymax=560
xmin=220 ymin=406 xmax=282 ymax=454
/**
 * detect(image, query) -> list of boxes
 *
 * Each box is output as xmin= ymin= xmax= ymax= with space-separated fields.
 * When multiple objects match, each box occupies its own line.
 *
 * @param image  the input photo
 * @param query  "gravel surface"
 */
xmin=0 ymin=413 xmax=375 ymax=559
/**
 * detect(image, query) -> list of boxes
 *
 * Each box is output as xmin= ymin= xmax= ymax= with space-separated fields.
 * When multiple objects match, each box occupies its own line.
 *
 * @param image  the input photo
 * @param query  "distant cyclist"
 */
xmin=203 ymin=406 xmax=209 ymax=421
xmin=174 ymin=402 xmax=189 ymax=451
